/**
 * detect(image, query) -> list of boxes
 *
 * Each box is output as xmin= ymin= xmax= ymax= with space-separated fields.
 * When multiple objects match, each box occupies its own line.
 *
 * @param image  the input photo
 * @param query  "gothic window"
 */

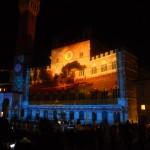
xmin=112 ymin=61 xmax=117 ymax=69
xmin=79 ymin=111 xmax=84 ymax=120
xmin=35 ymin=111 xmax=40 ymax=120
xmin=27 ymin=110 xmax=32 ymax=120
xmin=61 ymin=111 xmax=66 ymax=120
xmin=113 ymin=112 xmax=120 ymax=123
xmin=79 ymin=69 xmax=84 ymax=76
xmin=44 ymin=110 xmax=48 ymax=119
xmin=101 ymin=64 xmax=107 ymax=72
xmin=102 ymin=111 xmax=108 ymax=123
xmin=21 ymin=109 xmax=24 ymax=118
xmin=92 ymin=112 xmax=97 ymax=121
xmin=79 ymin=52 xmax=83 ymax=58
xmin=70 ymin=111 xmax=74 ymax=120
xmin=91 ymin=67 xmax=97 ymax=74
xmin=53 ymin=111 xmax=57 ymax=120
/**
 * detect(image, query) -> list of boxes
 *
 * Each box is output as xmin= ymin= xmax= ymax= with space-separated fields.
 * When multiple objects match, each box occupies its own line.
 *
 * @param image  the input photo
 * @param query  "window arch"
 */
xmin=44 ymin=110 xmax=48 ymax=119
xmin=101 ymin=64 xmax=107 ymax=72
xmin=53 ymin=110 xmax=57 ymax=120
xmin=113 ymin=112 xmax=120 ymax=123
xmin=79 ymin=111 xmax=84 ymax=120
xmin=27 ymin=110 xmax=32 ymax=120
xmin=112 ymin=61 xmax=117 ymax=69
xmin=70 ymin=111 xmax=74 ymax=120
xmin=92 ymin=112 xmax=97 ymax=121
xmin=21 ymin=109 xmax=24 ymax=118
xmin=35 ymin=110 xmax=40 ymax=120
xmin=61 ymin=111 xmax=66 ymax=120
xmin=102 ymin=111 xmax=108 ymax=123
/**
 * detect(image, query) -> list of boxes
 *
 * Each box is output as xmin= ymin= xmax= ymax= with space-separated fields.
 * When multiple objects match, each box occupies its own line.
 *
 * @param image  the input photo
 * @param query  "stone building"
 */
xmin=0 ymin=0 xmax=139 ymax=124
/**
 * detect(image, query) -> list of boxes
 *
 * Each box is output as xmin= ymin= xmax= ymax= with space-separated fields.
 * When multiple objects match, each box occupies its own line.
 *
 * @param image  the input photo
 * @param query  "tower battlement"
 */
xmin=90 ymin=50 xmax=116 ymax=61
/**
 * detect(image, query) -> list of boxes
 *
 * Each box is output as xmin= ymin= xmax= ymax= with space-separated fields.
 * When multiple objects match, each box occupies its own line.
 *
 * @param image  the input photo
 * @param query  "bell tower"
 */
xmin=16 ymin=0 xmax=40 ymax=60
xmin=13 ymin=0 xmax=40 ymax=110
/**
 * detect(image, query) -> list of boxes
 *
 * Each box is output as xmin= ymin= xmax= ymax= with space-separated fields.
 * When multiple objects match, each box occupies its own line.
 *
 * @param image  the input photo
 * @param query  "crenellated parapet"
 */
xmin=90 ymin=50 xmax=116 ymax=61
xmin=75 ymin=49 xmax=117 ymax=79
xmin=49 ymin=42 xmax=117 ymax=80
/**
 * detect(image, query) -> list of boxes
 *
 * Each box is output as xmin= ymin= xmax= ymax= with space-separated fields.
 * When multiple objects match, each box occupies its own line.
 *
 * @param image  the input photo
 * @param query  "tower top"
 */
xmin=19 ymin=0 xmax=40 ymax=16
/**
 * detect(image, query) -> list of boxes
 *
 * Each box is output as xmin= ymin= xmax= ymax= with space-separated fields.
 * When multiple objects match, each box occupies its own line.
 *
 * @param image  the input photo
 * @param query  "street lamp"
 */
xmin=141 ymin=104 xmax=146 ymax=110
xmin=140 ymin=104 xmax=147 ymax=124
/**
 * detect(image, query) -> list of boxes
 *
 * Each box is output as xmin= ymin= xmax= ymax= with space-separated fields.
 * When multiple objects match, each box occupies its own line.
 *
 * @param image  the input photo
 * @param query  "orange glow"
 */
xmin=30 ymin=40 xmax=117 ymax=88
xmin=51 ymin=40 xmax=91 ymax=75
xmin=64 ymin=51 xmax=73 ymax=60
xmin=29 ymin=40 xmax=118 ymax=104
xmin=50 ymin=40 xmax=117 ymax=78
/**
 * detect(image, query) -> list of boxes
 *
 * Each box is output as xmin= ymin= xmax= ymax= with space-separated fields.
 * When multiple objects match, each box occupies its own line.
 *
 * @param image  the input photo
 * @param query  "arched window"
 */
xmin=53 ymin=111 xmax=57 ymax=120
xmin=92 ymin=112 xmax=97 ymax=121
xmin=101 ymin=64 xmax=107 ymax=72
xmin=102 ymin=111 xmax=108 ymax=123
xmin=70 ymin=111 xmax=74 ymax=120
xmin=91 ymin=67 xmax=97 ymax=74
xmin=114 ymin=112 xmax=120 ymax=123
xmin=35 ymin=110 xmax=40 ymax=120
xmin=112 ymin=61 xmax=116 ymax=70
xmin=21 ymin=109 xmax=24 ymax=118
xmin=61 ymin=111 xmax=66 ymax=120
xmin=27 ymin=110 xmax=32 ymax=120
xmin=44 ymin=110 xmax=48 ymax=119
xmin=79 ymin=111 xmax=84 ymax=120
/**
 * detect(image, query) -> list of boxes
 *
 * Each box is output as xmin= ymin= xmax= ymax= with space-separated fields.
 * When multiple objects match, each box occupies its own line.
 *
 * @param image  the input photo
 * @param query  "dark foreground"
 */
xmin=0 ymin=118 xmax=150 ymax=150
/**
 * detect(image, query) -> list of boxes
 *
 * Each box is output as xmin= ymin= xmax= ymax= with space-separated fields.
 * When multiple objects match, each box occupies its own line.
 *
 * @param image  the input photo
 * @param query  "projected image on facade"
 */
xmin=29 ymin=40 xmax=119 ymax=104
xmin=1 ymin=0 xmax=139 ymax=124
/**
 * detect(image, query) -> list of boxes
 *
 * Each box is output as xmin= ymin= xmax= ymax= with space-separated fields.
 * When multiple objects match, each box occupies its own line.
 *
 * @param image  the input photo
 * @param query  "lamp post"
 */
xmin=140 ymin=104 xmax=146 ymax=124
xmin=141 ymin=104 xmax=146 ymax=110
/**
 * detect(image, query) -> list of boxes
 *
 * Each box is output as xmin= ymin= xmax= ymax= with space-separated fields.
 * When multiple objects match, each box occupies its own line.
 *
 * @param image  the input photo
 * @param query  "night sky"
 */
xmin=0 ymin=1 xmax=150 ymax=68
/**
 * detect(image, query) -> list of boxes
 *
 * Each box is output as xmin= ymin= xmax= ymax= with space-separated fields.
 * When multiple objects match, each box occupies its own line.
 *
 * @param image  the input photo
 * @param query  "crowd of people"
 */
xmin=0 ymin=117 xmax=150 ymax=150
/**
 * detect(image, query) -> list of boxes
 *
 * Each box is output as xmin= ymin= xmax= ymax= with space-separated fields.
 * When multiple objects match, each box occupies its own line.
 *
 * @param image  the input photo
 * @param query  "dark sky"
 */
xmin=0 ymin=1 xmax=150 ymax=68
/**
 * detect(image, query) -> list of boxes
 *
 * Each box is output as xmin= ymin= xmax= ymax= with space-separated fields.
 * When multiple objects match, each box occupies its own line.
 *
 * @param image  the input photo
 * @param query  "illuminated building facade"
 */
xmin=26 ymin=40 xmax=138 ymax=124
xmin=0 ymin=0 xmax=139 ymax=124
xmin=0 ymin=42 xmax=139 ymax=124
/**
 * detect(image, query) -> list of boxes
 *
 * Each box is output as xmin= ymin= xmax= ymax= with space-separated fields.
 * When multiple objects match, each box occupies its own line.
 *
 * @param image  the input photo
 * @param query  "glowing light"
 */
xmin=64 ymin=51 xmax=73 ymax=60
xmin=58 ymin=120 xmax=61 ymax=125
xmin=0 ymin=112 xmax=3 ymax=117
xmin=141 ymin=104 xmax=145 ymax=110
xmin=0 ymin=88 xmax=1 ymax=92
xmin=10 ymin=143 xmax=15 ymax=149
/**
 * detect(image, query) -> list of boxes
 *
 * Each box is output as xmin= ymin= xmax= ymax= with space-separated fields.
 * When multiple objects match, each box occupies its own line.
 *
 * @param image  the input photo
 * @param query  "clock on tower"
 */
xmin=14 ymin=63 xmax=22 ymax=73
xmin=64 ymin=51 xmax=73 ymax=61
